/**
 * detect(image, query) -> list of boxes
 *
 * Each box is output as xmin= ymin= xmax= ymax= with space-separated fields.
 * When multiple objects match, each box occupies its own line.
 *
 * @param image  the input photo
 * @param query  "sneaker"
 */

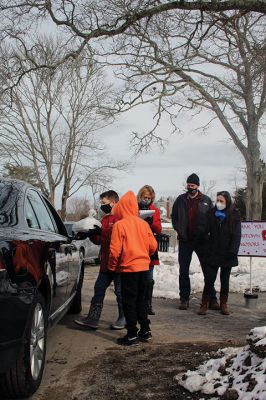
xmin=179 ymin=301 xmax=189 ymax=310
xmin=110 ymin=316 xmax=126 ymax=330
xmin=138 ymin=330 xmax=152 ymax=342
xmin=116 ymin=334 xmax=139 ymax=346
xmin=73 ymin=316 xmax=98 ymax=330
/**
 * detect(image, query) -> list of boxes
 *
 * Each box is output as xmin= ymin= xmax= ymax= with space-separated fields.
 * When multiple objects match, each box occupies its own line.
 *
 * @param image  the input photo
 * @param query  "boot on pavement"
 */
xmin=179 ymin=300 xmax=189 ymax=310
xmin=198 ymin=296 xmax=210 ymax=315
xmin=74 ymin=303 xmax=103 ymax=329
xmin=220 ymin=294 xmax=230 ymax=315
xmin=110 ymin=303 xmax=126 ymax=330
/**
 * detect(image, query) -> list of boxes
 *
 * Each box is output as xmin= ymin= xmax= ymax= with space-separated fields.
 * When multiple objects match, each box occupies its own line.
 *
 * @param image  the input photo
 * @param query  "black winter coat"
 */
xmin=171 ymin=192 xmax=213 ymax=241
xmin=206 ymin=207 xmax=241 ymax=268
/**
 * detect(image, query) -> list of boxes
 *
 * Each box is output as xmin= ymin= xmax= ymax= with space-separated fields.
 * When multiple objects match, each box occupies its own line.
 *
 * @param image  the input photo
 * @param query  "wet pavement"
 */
xmin=31 ymin=264 xmax=266 ymax=400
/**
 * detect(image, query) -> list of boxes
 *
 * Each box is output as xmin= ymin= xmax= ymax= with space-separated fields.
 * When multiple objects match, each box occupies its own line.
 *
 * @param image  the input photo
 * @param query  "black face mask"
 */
xmin=100 ymin=204 xmax=112 ymax=214
xmin=138 ymin=199 xmax=151 ymax=210
xmin=187 ymin=188 xmax=198 ymax=196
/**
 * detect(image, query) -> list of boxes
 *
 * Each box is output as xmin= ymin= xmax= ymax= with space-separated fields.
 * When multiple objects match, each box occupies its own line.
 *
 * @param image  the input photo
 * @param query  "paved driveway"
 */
xmin=32 ymin=265 xmax=266 ymax=400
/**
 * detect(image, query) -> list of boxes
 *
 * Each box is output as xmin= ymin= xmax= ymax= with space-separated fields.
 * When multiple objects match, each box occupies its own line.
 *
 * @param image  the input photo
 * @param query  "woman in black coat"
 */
xmin=198 ymin=191 xmax=241 ymax=316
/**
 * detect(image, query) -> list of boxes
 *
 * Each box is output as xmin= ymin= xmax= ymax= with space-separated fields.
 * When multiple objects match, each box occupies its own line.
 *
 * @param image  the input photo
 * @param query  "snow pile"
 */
xmin=154 ymin=252 xmax=266 ymax=299
xmin=175 ymin=327 xmax=266 ymax=400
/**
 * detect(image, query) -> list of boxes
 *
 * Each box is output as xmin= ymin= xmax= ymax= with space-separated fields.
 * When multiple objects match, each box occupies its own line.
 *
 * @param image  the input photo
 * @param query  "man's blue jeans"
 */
xmin=91 ymin=271 xmax=122 ymax=305
xmin=178 ymin=239 xmax=217 ymax=303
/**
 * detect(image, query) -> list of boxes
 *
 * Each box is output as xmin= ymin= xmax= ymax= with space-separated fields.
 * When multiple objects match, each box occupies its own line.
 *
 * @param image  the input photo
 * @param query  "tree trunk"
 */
xmin=61 ymin=193 xmax=67 ymax=222
xmin=61 ymin=181 xmax=71 ymax=221
xmin=48 ymin=190 xmax=55 ymax=206
xmin=246 ymin=158 xmax=265 ymax=220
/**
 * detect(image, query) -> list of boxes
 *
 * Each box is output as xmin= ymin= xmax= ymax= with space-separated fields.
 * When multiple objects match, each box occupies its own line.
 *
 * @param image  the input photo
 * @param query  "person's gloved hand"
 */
xmin=144 ymin=216 xmax=153 ymax=226
xmin=87 ymin=224 xmax=102 ymax=236
xmin=74 ymin=232 xmax=88 ymax=240
xmin=74 ymin=225 xmax=101 ymax=239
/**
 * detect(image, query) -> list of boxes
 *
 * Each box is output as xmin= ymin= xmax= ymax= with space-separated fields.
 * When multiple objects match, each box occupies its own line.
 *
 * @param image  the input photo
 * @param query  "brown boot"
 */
xmin=198 ymin=296 xmax=210 ymax=315
xmin=220 ymin=294 xmax=230 ymax=315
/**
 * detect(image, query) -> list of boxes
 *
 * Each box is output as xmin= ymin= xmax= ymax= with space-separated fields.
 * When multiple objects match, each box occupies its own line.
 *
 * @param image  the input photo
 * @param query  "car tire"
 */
xmin=94 ymin=257 xmax=100 ymax=265
xmin=68 ymin=264 xmax=84 ymax=314
xmin=0 ymin=292 xmax=47 ymax=399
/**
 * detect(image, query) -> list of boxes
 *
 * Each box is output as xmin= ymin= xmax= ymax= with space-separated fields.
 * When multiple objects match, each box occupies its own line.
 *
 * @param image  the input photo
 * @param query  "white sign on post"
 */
xmin=238 ymin=221 xmax=266 ymax=296
xmin=238 ymin=221 xmax=266 ymax=257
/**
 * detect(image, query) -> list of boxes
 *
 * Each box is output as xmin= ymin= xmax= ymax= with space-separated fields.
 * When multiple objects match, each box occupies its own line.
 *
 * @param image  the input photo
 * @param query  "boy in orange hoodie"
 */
xmin=108 ymin=191 xmax=158 ymax=346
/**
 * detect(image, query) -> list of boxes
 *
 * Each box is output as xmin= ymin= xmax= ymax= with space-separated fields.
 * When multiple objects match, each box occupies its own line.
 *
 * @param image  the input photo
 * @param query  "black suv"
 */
xmin=0 ymin=178 xmax=84 ymax=398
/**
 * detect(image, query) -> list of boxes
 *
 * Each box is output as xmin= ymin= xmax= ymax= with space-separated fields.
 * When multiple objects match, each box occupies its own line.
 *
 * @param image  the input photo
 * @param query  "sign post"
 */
xmin=239 ymin=221 xmax=266 ymax=307
xmin=249 ymin=256 xmax=252 ymax=293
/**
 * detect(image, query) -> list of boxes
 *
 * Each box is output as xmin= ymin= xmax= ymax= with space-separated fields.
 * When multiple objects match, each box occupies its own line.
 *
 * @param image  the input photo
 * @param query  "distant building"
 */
xmin=155 ymin=196 xmax=175 ymax=219
xmin=155 ymin=197 xmax=177 ymax=251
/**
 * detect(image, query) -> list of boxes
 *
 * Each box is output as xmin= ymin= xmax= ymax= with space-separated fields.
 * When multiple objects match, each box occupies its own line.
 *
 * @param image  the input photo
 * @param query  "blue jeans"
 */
xmin=91 ymin=271 xmax=122 ymax=305
xmin=178 ymin=239 xmax=217 ymax=303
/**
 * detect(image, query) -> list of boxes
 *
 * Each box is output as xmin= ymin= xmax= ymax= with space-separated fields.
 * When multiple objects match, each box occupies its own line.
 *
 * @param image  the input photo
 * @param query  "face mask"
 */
xmin=100 ymin=203 xmax=112 ymax=214
xmin=139 ymin=199 xmax=151 ymax=209
xmin=187 ymin=188 xmax=197 ymax=196
xmin=216 ymin=202 xmax=226 ymax=211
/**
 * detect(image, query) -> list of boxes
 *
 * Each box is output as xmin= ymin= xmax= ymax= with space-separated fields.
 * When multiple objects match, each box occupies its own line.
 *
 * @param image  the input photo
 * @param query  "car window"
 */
xmin=0 ymin=180 xmax=19 ymax=227
xmin=27 ymin=190 xmax=57 ymax=233
xmin=64 ymin=223 xmax=73 ymax=237
xmin=25 ymin=197 xmax=40 ymax=229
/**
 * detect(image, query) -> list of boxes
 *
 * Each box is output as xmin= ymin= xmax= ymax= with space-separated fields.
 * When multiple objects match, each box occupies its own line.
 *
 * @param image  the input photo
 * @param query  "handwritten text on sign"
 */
xmin=239 ymin=222 xmax=266 ymax=257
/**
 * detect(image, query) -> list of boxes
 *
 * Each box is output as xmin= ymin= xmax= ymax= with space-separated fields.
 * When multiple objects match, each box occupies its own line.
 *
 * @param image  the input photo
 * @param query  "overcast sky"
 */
xmin=91 ymin=103 xmax=262 ymax=203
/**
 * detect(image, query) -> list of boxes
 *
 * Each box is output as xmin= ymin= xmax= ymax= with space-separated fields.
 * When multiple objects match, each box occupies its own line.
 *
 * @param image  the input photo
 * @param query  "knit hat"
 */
xmin=187 ymin=173 xmax=200 ymax=186
xmin=217 ymin=191 xmax=232 ymax=208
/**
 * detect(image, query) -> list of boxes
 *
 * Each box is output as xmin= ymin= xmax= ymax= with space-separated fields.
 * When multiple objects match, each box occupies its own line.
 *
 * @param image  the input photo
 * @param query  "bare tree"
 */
xmin=0 ymin=37 xmax=126 ymax=220
xmin=0 ymin=1 xmax=265 ymax=96
xmin=66 ymin=196 xmax=91 ymax=221
xmin=1 ymin=163 xmax=43 ymax=189
xmin=201 ymin=180 xmax=217 ymax=200
xmin=0 ymin=3 xmax=265 ymax=219
xmin=104 ymin=12 xmax=266 ymax=219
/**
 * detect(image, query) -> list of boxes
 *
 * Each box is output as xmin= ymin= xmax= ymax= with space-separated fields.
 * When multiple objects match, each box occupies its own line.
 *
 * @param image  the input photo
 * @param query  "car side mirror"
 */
xmin=67 ymin=234 xmax=73 ymax=244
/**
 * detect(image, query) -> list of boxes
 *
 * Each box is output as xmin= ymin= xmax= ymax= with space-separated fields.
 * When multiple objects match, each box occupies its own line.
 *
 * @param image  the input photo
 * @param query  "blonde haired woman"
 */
xmin=137 ymin=185 xmax=162 ymax=315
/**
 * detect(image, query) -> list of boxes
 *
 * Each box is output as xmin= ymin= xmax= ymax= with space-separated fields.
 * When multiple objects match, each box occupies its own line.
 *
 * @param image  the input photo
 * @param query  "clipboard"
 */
xmin=139 ymin=209 xmax=155 ymax=219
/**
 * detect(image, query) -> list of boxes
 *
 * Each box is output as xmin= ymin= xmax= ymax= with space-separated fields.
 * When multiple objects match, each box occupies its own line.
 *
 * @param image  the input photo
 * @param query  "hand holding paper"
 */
xmin=139 ymin=209 xmax=155 ymax=219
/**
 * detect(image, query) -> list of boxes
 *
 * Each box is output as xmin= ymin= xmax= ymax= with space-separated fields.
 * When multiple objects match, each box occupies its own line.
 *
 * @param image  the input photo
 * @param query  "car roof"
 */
xmin=0 ymin=177 xmax=37 ymax=191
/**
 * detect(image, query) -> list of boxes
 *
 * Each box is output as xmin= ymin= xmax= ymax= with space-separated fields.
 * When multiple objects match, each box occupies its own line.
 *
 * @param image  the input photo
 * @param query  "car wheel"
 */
xmin=68 ymin=264 xmax=84 ymax=314
xmin=94 ymin=257 xmax=100 ymax=265
xmin=0 ymin=292 xmax=47 ymax=399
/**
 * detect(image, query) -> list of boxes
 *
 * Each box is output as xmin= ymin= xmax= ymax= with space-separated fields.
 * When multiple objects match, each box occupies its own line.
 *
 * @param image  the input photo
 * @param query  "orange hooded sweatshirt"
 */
xmin=108 ymin=191 xmax=158 ymax=272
